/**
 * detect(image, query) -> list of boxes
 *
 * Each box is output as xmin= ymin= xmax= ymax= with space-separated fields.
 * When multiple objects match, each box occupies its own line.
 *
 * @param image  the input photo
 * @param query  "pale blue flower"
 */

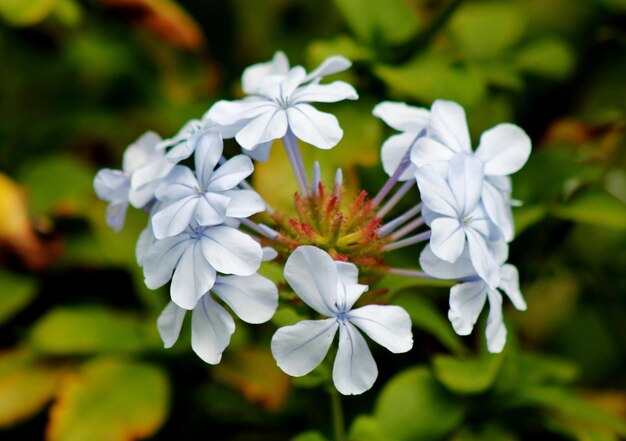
xmin=271 ymin=246 xmax=413 ymax=395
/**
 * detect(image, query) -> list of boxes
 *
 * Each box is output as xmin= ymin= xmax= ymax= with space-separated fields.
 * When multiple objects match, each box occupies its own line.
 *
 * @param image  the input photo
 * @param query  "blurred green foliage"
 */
xmin=0 ymin=0 xmax=625 ymax=440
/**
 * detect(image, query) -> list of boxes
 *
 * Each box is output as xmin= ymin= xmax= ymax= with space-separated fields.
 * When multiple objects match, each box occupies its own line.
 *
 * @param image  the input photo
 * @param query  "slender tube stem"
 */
xmin=383 ymin=231 xmax=431 ymax=251
xmin=239 ymin=218 xmax=278 ymax=239
xmin=330 ymin=387 xmax=345 ymax=441
xmin=390 ymin=217 xmax=425 ymax=241
xmin=386 ymin=268 xmax=434 ymax=279
xmin=379 ymin=203 xmax=422 ymax=236
xmin=371 ymin=130 xmax=425 ymax=208
xmin=377 ymin=179 xmax=415 ymax=218
xmin=282 ymin=129 xmax=309 ymax=195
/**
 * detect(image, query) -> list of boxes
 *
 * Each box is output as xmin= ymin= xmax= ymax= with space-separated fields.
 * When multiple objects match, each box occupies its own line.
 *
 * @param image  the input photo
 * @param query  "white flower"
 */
xmin=151 ymin=132 xmax=264 ymax=239
xmin=448 ymin=264 xmax=526 ymax=353
xmin=142 ymin=223 xmax=262 ymax=310
xmin=157 ymin=272 xmax=278 ymax=364
xmin=271 ymin=246 xmax=413 ymax=395
xmin=373 ymin=101 xmax=430 ymax=181
xmin=419 ymin=239 xmax=525 ymax=353
xmin=208 ymin=53 xmax=358 ymax=152
xmin=411 ymin=100 xmax=531 ymax=241
xmin=130 ymin=117 xmax=240 ymax=197
xmin=94 ymin=131 xmax=164 ymax=231
xmin=416 ymin=154 xmax=501 ymax=287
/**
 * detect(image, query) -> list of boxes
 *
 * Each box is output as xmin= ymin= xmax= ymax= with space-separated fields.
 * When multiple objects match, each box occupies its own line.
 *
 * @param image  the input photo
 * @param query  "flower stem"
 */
xmin=383 ymin=230 xmax=431 ymax=251
xmin=371 ymin=130 xmax=424 ymax=208
xmin=390 ymin=216 xmax=425 ymax=241
xmin=330 ymin=387 xmax=346 ymax=441
xmin=282 ymin=129 xmax=310 ymax=196
xmin=386 ymin=268 xmax=434 ymax=279
xmin=379 ymin=203 xmax=422 ymax=236
xmin=377 ymin=179 xmax=415 ymax=218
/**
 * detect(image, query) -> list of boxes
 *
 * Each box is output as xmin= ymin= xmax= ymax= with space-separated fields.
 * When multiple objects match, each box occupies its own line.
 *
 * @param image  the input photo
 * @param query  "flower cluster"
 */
xmin=95 ymin=51 xmax=531 ymax=394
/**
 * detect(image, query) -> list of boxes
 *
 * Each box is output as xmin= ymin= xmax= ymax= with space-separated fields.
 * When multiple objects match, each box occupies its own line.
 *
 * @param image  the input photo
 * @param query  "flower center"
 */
xmin=336 ymin=310 xmax=349 ymax=322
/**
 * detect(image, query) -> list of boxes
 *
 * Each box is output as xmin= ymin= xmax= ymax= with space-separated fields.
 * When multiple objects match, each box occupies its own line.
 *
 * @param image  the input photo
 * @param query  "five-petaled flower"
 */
xmin=208 ymin=52 xmax=358 ymax=153
xmin=271 ymin=246 xmax=413 ymax=395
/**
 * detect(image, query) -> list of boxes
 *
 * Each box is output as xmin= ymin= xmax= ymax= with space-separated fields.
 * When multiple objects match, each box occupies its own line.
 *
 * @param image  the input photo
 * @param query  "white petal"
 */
xmin=130 ymin=157 xmax=175 ymax=197
xmin=127 ymin=180 xmax=158 ymax=208
xmin=290 ymin=81 xmax=358 ymax=104
xmin=122 ymin=131 xmax=163 ymax=173
xmin=499 ymin=264 xmax=526 ymax=311
xmin=94 ymin=169 xmax=128 ymax=202
xmin=448 ymin=281 xmax=487 ymax=335
xmin=303 ymin=55 xmax=351 ymax=82
xmin=171 ymin=242 xmax=217 ymax=310
xmin=335 ymin=261 xmax=368 ymax=311
xmin=419 ymin=244 xmax=475 ymax=279
xmin=208 ymin=98 xmax=277 ymax=127
xmin=284 ymin=246 xmax=339 ymax=316
xmin=430 ymin=100 xmax=471 ymax=153
xmin=157 ymin=301 xmax=186 ymax=348
xmin=430 ymin=217 xmax=465 ymax=263
xmin=475 ymin=123 xmax=531 ymax=176
xmin=151 ymin=196 xmax=198 ymax=239
xmin=143 ymin=235 xmax=189 ymax=289
xmin=287 ymin=104 xmax=343 ymax=150
xmin=201 ymin=226 xmax=262 ymax=275
xmin=485 ymin=289 xmax=506 ymax=353
xmin=242 ymin=51 xmax=290 ymax=94
xmin=207 ymin=155 xmax=254 ymax=191
xmin=466 ymin=228 xmax=500 ymax=287
xmin=381 ymin=133 xmax=419 ymax=181
xmin=193 ymin=193 xmax=229 ymax=227
xmin=222 ymin=189 xmax=265 ymax=218
xmin=271 ymin=318 xmax=339 ymax=376
xmin=236 ymin=109 xmax=288 ymax=150
xmin=482 ymin=181 xmax=514 ymax=242
xmin=262 ymin=247 xmax=278 ymax=261
xmin=244 ymin=141 xmax=273 ymax=162
xmin=212 ymin=274 xmax=278 ymax=324
xmin=136 ymin=225 xmax=156 ymax=266
xmin=415 ymin=165 xmax=458 ymax=217
xmin=333 ymin=322 xmax=377 ymax=395
xmin=194 ymin=131 xmax=224 ymax=186
xmin=349 ymin=305 xmax=413 ymax=353
xmin=155 ymin=166 xmax=197 ymax=202
xmin=373 ymin=101 xmax=430 ymax=133
xmin=191 ymin=295 xmax=236 ymax=364
xmin=447 ymin=153 xmax=484 ymax=215
xmin=105 ymin=201 xmax=128 ymax=232
xmin=410 ymin=137 xmax=455 ymax=175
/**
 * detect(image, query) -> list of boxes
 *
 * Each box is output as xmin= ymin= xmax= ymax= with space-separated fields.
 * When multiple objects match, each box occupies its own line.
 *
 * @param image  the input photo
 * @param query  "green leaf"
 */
xmin=375 ymin=54 xmax=487 ymax=107
xmin=513 ymin=205 xmax=547 ymax=235
xmin=0 ymin=348 xmax=63 ymax=428
xmin=349 ymin=415 xmax=387 ymax=441
xmin=552 ymin=190 xmax=626 ymax=230
xmin=48 ymin=357 xmax=169 ymax=441
xmin=333 ymin=0 xmax=422 ymax=45
xmin=271 ymin=306 xmax=308 ymax=328
xmin=18 ymin=155 xmax=94 ymax=216
xmin=495 ymin=352 xmax=579 ymax=391
xmin=393 ymin=293 xmax=466 ymax=355
xmin=292 ymin=431 xmax=330 ymax=441
xmin=517 ymin=387 xmax=626 ymax=437
xmin=515 ymin=38 xmax=575 ymax=79
xmin=373 ymin=367 xmax=465 ymax=440
xmin=0 ymin=0 xmax=58 ymax=26
xmin=0 ymin=270 xmax=37 ymax=325
xmin=449 ymin=2 xmax=527 ymax=59
xmin=432 ymin=353 xmax=503 ymax=394
xmin=30 ymin=306 xmax=160 ymax=355
xmin=308 ymin=36 xmax=374 ymax=65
